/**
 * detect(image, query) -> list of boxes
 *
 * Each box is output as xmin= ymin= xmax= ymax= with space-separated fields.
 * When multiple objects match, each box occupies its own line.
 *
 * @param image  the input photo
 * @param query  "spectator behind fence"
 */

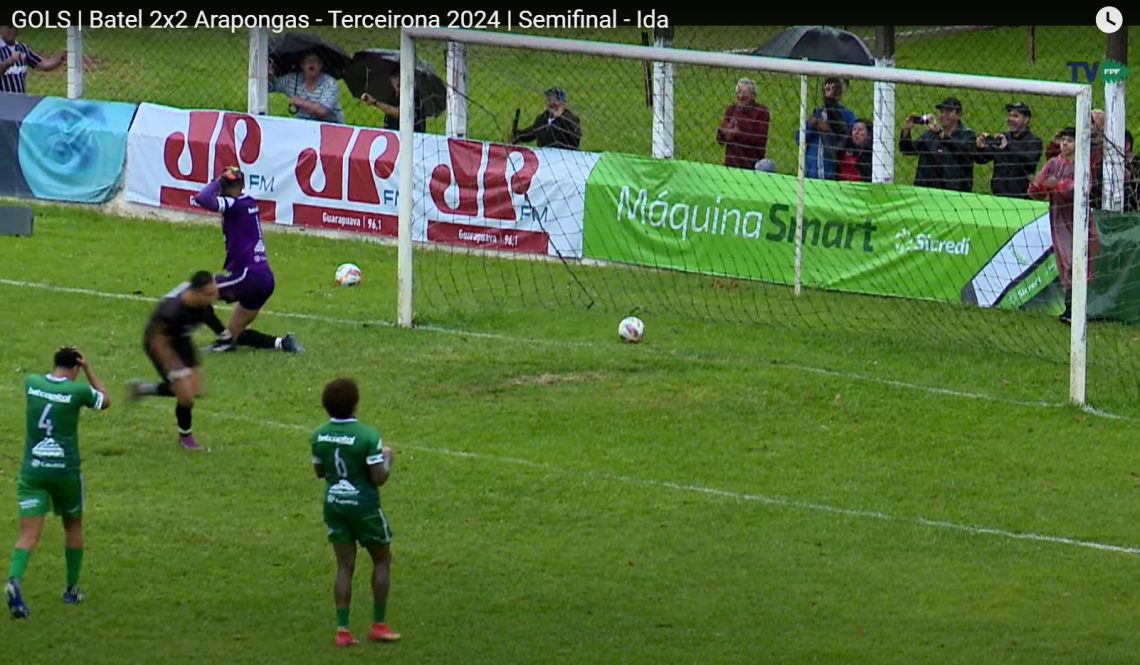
xmin=1043 ymin=111 xmax=1106 ymax=207
xmin=973 ymin=102 xmax=1043 ymax=198
xmin=361 ymin=73 xmax=427 ymax=133
xmin=837 ymin=120 xmax=873 ymax=183
xmin=268 ymin=52 xmax=345 ymax=124
xmin=0 ymin=23 xmax=65 ymax=94
xmin=1028 ymin=126 xmax=1101 ymax=323
xmin=899 ymin=96 xmax=977 ymax=192
xmin=797 ymin=77 xmax=857 ymax=180
xmin=1046 ymin=110 xmax=1104 ymax=160
xmin=716 ymin=78 xmax=770 ymax=170
xmin=512 ymin=87 xmax=581 ymax=150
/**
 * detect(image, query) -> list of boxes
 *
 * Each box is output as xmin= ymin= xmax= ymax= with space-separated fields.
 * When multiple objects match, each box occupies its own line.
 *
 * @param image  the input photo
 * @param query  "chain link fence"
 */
xmin=4 ymin=24 xmax=1135 ymax=210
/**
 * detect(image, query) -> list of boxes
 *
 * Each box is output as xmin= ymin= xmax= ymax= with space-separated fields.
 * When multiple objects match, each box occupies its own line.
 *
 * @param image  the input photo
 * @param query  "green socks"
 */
xmin=5 ymin=547 xmax=82 ymax=587
xmin=335 ymin=605 xmax=386 ymax=628
xmin=7 ymin=548 xmax=30 ymax=581
xmin=66 ymin=548 xmax=83 ymax=588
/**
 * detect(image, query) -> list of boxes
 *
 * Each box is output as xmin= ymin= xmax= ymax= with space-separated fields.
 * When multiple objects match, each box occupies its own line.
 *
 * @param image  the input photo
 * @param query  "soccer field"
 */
xmin=2 ymin=205 xmax=1140 ymax=662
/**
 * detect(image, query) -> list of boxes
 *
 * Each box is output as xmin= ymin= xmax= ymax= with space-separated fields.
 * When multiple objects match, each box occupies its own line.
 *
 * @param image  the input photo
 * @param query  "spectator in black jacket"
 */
xmin=899 ymin=96 xmax=977 ymax=192
xmin=512 ymin=87 xmax=581 ymax=151
xmin=973 ymin=102 xmax=1043 ymax=198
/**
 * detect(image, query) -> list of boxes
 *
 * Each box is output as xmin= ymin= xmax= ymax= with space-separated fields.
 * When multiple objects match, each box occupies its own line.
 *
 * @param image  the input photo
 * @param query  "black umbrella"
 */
xmin=268 ymin=33 xmax=351 ymax=79
xmin=752 ymin=26 xmax=874 ymax=66
xmin=342 ymin=49 xmax=448 ymax=118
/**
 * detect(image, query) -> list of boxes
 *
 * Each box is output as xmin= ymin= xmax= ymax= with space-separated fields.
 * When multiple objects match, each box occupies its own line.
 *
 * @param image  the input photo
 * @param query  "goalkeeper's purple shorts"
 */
xmin=215 ymin=266 xmax=276 ymax=310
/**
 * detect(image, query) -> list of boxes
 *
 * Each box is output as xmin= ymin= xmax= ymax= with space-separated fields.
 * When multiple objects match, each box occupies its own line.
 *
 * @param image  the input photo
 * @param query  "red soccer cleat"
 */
xmin=335 ymin=629 xmax=359 ymax=648
xmin=369 ymin=623 xmax=401 ymax=642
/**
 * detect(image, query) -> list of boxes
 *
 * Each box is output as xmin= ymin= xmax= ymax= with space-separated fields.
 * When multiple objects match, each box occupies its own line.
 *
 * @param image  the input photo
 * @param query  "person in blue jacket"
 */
xmin=796 ymin=77 xmax=857 ymax=180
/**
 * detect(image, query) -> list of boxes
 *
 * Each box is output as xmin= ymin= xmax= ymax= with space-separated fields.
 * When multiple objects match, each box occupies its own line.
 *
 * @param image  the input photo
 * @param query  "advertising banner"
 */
xmin=124 ymin=103 xmax=598 ymax=257
xmin=0 ymin=93 xmax=136 ymax=203
xmin=581 ymin=153 xmax=1057 ymax=310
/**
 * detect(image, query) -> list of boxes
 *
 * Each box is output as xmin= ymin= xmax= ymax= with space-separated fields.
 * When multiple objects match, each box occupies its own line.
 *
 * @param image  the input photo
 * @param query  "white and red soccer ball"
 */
xmin=618 ymin=316 xmax=644 ymax=343
xmin=335 ymin=263 xmax=362 ymax=286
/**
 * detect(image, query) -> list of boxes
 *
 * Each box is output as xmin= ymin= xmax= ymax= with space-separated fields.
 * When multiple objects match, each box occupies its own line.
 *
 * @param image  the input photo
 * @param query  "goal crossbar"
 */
xmin=404 ymin=27 xmax=1086 ymax=97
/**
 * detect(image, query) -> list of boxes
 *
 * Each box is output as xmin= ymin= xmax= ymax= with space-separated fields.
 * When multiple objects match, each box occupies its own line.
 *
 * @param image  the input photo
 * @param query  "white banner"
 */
xmin=124 ymin=102 xmax=598 ymax=258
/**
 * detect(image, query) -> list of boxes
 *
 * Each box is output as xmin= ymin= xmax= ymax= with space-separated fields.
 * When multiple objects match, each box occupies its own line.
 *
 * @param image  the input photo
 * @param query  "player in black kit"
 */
xmin=127 ymin=271 xmax=220 ymax=451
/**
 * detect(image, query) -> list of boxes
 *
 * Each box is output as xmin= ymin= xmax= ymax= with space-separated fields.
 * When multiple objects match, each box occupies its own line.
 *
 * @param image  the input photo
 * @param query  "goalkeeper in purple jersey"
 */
xmin=192 ymin=166 xmax=303 ymax=355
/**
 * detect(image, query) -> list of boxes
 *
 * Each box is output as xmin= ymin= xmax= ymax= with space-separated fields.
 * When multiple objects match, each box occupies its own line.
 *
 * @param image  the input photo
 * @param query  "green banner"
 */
xmin=1088 ymin=211 xmax=1140 ymax=324
xmin=582 ymin=153 xmax=1059 ymax=310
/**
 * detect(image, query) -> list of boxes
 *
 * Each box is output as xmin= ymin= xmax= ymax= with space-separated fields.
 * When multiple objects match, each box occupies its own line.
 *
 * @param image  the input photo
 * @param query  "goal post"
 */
xmin=397 ymin=26 xmax=1093 ymax=406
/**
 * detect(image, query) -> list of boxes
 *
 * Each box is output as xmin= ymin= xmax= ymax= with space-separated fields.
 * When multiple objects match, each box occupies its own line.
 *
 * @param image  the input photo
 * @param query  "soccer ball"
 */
xmin=335 ymin=263 xmax=362 ymax=286
xmin=618 ymin=316 xmax=644 ymax=343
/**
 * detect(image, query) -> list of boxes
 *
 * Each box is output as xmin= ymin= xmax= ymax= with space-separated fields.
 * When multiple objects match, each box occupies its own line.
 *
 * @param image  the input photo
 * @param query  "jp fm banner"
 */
xmin=0 ymin=93 xmax=137 ymax=203
xmin=124 ymin=102 xmax=599 ymax=258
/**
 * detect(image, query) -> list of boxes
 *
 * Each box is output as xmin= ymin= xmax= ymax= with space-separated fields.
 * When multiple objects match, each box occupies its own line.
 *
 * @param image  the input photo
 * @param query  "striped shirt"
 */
xmin=268 ymin=72 xmax=344 ymax=124
xmin=0 ymin=40 xmax=43 ymax=94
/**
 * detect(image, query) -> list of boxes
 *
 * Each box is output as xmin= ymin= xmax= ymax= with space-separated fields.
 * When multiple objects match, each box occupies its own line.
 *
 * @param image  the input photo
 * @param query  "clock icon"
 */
xmin=1097 ymin=6 xmax=1123 ymax=33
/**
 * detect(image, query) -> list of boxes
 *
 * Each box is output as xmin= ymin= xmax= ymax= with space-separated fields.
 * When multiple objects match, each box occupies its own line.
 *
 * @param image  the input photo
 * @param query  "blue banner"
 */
xmin=0 ymin=93 xmax=137 ymax=203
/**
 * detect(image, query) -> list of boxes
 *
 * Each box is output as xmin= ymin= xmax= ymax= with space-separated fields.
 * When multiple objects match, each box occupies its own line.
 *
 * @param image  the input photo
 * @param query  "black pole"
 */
xmin=1108 ymin=27 xmax=1127 ymax=64
xmin=1028 ymin=26 xmax=1036 ymax=64
xmin=875 ymin=26 xmax=895 ymax=61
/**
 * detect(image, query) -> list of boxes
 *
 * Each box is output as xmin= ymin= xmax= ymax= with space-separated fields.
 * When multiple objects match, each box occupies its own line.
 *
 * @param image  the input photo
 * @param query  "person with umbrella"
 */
xmin=796 ymin=77 xmax=857 ymax=180
xmin=360 ymin=74 xmax=427 ymax=133
xmin=269 ymin=51 xmax=345 ymax=124
xmin=344 ymin=49 xmax=447 ymax=134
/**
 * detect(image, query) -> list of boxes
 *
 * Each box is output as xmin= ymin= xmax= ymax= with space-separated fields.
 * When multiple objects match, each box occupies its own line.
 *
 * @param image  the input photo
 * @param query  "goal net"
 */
xmin=391 ymin=27 xmax=1137 ymax=414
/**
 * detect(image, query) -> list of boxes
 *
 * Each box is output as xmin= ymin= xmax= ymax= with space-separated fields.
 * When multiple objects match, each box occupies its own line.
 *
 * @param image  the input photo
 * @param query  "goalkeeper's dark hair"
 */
xmin=54 ymin=347 xmax=81 ymax=369
xmin=189 ymin=270 xmax=215 ymax=290
xmin=322 ymin=378 xmax=360 ymax=419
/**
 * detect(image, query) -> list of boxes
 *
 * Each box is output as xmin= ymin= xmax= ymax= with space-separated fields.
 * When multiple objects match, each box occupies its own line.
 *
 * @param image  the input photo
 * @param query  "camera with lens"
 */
xmin=911 ymin=114 xmax=933 ymax=124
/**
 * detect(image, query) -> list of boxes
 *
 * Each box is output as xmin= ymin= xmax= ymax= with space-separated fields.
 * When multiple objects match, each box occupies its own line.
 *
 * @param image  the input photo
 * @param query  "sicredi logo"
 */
xmin=895 ymin=229 xmax=972 ymax=255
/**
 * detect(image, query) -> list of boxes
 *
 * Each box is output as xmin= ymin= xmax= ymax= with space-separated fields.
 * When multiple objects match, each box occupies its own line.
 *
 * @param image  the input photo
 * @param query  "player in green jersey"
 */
xmin=6 ymin=347 xmax=110 ymax=619
xmin=310 ymin=377 xmax=400 ymax=647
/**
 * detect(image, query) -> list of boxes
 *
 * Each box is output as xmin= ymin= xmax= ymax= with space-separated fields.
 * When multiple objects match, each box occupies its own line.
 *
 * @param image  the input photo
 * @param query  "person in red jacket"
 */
xmin=1028 ymin=126 xmax=1101 ymax=323
xmin=716 ymin=78 xmax=770 ymax=169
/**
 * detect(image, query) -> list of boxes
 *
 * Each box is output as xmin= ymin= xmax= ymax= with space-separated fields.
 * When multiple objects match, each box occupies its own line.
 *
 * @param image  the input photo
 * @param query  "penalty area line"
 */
xmin=0 ymin=277 xmax=1129 ymax=419
xmin=223 ymin=411 xmax=1140 ymax=558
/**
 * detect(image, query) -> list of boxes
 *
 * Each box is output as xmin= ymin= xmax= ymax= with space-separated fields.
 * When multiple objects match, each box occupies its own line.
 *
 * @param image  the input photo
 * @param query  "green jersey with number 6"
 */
xmin=22 ymin=374 xmax=107 ymax=477
xmin=311 ymin=418 xmax=385 ymax=511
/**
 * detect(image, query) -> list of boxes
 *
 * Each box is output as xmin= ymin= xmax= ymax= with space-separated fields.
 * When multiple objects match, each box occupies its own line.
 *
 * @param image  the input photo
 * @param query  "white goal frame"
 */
xmin=397 ymin=27 xmax=1093 ymax=406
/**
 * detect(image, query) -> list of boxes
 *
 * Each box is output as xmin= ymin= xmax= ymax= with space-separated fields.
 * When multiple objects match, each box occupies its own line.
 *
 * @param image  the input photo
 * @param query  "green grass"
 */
xmin=2 ymin=205 xmax=1140 ymax=662
xmin=12 ymin=25 xmax=1139 ymax=194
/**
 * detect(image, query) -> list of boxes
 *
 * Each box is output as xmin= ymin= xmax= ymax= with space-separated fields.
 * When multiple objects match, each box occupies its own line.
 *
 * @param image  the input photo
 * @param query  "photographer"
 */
xmin=796 ymin=77 xmax=857 ymax=180
xmin=973 ymin=102 xmax=1043 ymax=198
xmin=899 ymin=96 xmax=977 ymax=192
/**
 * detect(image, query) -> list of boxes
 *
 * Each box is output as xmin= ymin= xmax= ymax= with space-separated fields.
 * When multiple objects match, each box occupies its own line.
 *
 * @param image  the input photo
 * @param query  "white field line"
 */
xmin=0 ymin=277 xmax=1130 ymax=421
xmin=0 ymin=296 xmax=1135 ymax=558
xmin=218 ymin=412 xmax=1140 ymax=558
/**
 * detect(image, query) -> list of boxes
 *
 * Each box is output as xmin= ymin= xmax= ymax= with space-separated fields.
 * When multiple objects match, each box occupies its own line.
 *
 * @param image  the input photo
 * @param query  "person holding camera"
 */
xmin=797 ymin=78 xmax=857 ymax=180
xmin=973 ymin=102 xmax=1043 ymax=198
xmin=899 ymin=97 xmax=977 ymax=192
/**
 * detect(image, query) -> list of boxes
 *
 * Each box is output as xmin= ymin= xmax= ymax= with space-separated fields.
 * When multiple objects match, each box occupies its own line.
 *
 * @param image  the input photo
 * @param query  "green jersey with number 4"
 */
xmin=22 ymin=374 xmax=106 ymax=477
xmin=311 ymin=418 xmax=385 ymax=512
